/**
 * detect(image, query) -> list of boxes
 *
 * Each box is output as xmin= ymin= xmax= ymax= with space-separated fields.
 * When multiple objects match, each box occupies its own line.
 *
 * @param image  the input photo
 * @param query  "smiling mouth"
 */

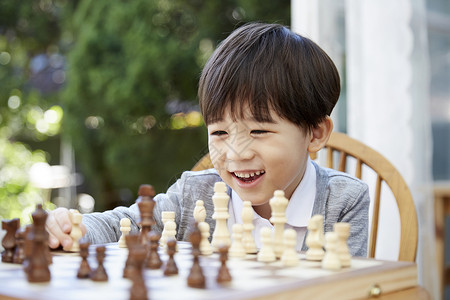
xmin=232 ymin=170 xmax=265 ymax=183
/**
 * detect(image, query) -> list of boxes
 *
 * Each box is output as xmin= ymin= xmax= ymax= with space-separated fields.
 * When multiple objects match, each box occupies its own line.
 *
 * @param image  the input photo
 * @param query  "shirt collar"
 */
xmin=229 ymin=158 xmax=316 ymax=228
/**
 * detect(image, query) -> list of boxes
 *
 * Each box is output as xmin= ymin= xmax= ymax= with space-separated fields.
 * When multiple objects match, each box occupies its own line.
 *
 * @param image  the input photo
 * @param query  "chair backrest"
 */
xmin=191 ymin=131 xmax=418 ymax=262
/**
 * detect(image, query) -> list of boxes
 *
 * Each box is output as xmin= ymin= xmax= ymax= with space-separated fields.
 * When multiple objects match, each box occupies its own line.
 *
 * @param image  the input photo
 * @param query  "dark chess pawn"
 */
xmin=129 ymin=243 xmax=148 ymax=300
xmin=90 ymin=246 xmax=108 ymax=281
xmin=13 ymin=228 xmax=26 ymax=264
xmin=123 ymin=234 xmax=140 ymax=279
xmin=216 ymin=245 xmax=232 ymax=283
xmin=187 ymin=224 xmax=205 ymax=288
xmin=1 ymin=218 xmax=20 ymax=263
xmin=163 ymin=239 xmax=178 ymax=276
xmin=77 ymin=242 xmax=91 ymax=278
xmin=146 ymin=231 xmax=162 ymax=269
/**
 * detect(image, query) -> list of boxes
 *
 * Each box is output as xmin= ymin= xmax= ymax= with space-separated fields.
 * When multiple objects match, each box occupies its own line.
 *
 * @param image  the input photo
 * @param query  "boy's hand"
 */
xmin=45 ymin=207 xmax=87 ymax=250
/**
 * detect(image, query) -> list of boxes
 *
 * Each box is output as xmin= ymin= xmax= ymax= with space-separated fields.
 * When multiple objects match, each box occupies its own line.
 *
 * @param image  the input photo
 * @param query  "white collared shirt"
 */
xmin=227 ymin=158 xmax=317 ymax=251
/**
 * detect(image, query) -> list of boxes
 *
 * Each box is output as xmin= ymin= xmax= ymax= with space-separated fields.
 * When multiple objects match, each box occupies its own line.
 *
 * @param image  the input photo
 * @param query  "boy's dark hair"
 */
xmin=198 ymin=22 xmax=340 ymax=131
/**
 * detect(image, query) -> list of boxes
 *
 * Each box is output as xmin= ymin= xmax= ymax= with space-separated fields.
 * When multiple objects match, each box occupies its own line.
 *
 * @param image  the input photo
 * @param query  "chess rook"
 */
xmin=211 ymin=182 xmax=231 ymax=251
xmin=269 ymin=190 xmax=288 ymax=258
xmin=160 ymin=211 xmax=176 ymax=248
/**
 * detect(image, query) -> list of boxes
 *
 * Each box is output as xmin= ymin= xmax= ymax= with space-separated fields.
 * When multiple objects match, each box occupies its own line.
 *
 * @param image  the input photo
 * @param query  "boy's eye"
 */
xmin=211 ymin=130 xmax=228 ymax=136
xmin=251 ymin=130 xmax=269 ymax=135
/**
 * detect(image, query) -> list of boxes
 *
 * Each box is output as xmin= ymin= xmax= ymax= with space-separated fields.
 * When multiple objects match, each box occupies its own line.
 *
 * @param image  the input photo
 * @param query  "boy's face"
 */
xmin=207 ymin=106 xmax=311 ymax=207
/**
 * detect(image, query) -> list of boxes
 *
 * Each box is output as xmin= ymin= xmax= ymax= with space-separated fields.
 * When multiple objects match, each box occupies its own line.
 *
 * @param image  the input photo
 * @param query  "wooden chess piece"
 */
xmin=13 ymin=228 xmax=26 ymax=264
xmin=161 ymin=219 xmax=177 ymax=250
xmin=193 ymin=200 xmax=206 ymax=223
xmin=216 ymin=245 xmax=232 ymax=283
xmin=91 ymin=246 xmax=108 ymax=281
xmin=211 ymin=182 xmax=231 ymax=251
xmin=27 ymin=204 xmax=51 ymax=282
xmin=129 ymin=243 xmax=148 ymax=300
xmin=22 ymin=225 xmax=32 ymax=273
xmin=118 ymin=218 xmax=131 ymax=248
xmin=257 ymin=227 xmax=276 ymax=263
xmin=269 ymin=190 xmax=288 ymax=258
xmin=123 ymin=234 xmax=140 ymax=279
xmin=160 ymin=211 xmax=175 ymax=248
xmin=241 ymin=201 xmax=257 ymax=254
xmin=1 ymin=218 xmax=20 ymax=263
xmin=322 ymin=232 xmax=342 ymax=271
xmin=334 ymin=222 xmax=352 ymax=267
xmin=228 ymin=224 xmax=246 ymax=258
xmin=146 ymin=231 xmax=162 ymax=269
xmin=187 ymin=224 xmax=205 ymax=288
xmin=77 ymin=242 xmax=91 ymax=278
xmin=305 ymin=214 xmax=325 ymax=261
xmin=163 ymin=239 xmax=178 ymax=276
xmin=137 ymin=184 xmax=156 ymax=245
xmin=67 ymin=210 xmax=82 ymax=252
xmin=198 ymin=222 xmax=213 ymax=256
xmin=281 ymin=229 xmax=299 ymax=267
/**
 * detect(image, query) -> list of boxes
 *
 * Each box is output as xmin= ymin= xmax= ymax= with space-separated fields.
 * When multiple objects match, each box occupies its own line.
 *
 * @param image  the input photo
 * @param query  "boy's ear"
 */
xmin=307 ymin=116 xmax=334 ymax=153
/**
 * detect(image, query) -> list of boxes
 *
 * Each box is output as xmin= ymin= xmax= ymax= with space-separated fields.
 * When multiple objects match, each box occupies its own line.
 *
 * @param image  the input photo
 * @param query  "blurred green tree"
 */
xmin=0 ymin=0 xmax=69 ymax=222
xmin=0 ymin=0 xmax=290 ymax=214
xmin=62 ymin=0 xmax=290 ymax=210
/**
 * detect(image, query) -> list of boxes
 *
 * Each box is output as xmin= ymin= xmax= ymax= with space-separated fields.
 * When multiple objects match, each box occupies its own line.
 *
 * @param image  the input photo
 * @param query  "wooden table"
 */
xmin=434 ymin=182 xmax=450 ymax=300
xmin=0 ymin=242 xmax=427 ymax=300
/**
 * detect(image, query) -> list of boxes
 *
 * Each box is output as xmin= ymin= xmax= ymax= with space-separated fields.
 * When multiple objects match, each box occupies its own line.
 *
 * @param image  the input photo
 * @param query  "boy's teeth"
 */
xmin=234 ymin=170 xmax=265 ymax=178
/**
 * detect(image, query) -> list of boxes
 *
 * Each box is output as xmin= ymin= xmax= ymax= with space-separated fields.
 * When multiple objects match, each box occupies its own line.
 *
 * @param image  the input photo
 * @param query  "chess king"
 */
xmin=45 ymin=22 xmax=369 ymax=258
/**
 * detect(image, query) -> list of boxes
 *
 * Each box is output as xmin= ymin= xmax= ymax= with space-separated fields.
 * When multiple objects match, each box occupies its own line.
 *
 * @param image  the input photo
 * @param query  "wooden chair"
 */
xmin=191 ymin=131 xmax=418 ymax=262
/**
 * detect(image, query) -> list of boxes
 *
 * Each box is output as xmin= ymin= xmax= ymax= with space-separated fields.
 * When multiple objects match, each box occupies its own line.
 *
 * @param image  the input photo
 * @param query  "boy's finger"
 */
xmin=54 ymin=209 xmax=72 ymax=233
xmin=45 ymin=209 xmax=71 ymax=249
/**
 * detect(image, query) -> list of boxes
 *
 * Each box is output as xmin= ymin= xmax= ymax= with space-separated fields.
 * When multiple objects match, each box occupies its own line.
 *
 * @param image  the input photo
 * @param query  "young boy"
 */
xmin=46 ymin=22 xmax=369 ymax=257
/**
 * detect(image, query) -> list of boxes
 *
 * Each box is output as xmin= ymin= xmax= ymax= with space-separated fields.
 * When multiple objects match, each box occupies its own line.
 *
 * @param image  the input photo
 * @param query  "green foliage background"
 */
xmin=0 ymin=0 xmax=290 ymax=215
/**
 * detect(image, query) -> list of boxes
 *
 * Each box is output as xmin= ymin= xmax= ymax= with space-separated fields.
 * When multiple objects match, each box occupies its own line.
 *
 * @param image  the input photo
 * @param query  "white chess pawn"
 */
xmin=193 ymin=200 xmax=206 ymax=223
xmin=269 ymin=190 xmax=288 ymax=258
xmin=160 ymin=211 xmax=175 ymax=248
xmin=305 ymin=214 xmax=325 ymax=261
xmin=281 ymin=228 xmax=299 ymax=267
xmin=161 ymin=211 xmax=175 ymax=225
xmin=228 ymin=224 xmax=246 ymax=258
xmin=322 ymin=232 xmax=341 ymax=271
xmin=68 ymin=211 xmax=83 ymax=252
xmin=334 ymin=222 xmax=351 ymax=267
xmin=241 ymin=201 xmax=257 ymax=254
xmin=257 ymin=227 xmax=276 ymax=262
xmin=118 ymin=218 xmax=131 ymax=248
xmin=198 ymin=221 xmax=213 ymax=256
xmin=161 ymin=220 xmax=177 ymax=249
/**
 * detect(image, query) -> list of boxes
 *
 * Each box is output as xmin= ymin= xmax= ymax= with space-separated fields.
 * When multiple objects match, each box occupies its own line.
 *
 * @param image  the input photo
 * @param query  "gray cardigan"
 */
xmin=83 ymin=161 xmax=369 ymax=257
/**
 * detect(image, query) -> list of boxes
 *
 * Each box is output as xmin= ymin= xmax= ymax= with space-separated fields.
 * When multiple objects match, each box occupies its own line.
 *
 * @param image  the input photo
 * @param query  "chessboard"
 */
xmin=0 ymin=241 xmax=418 ymax=300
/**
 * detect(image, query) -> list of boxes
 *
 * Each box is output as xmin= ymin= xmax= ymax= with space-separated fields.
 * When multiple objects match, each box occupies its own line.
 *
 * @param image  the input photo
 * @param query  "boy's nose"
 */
xmin=225 ymin=138 xmax=254 ymax=161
